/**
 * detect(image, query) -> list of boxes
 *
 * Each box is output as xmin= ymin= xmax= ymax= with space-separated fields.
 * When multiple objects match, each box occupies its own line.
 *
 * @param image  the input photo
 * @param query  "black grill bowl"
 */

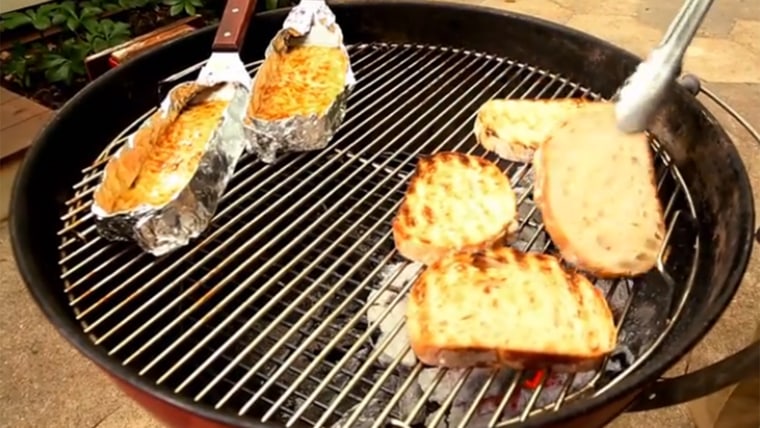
xmin=10 ymin=1 xmax=757 ymax=428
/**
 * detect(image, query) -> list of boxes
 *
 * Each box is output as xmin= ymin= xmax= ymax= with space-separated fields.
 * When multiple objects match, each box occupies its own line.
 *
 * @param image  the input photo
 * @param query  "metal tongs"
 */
xmin=615 ymin=0 xmax=715 ymax=133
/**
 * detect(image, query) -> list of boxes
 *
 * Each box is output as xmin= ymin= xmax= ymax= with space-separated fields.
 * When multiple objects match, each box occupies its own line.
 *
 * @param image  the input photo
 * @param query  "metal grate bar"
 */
xmin=163 ymin=51 xmax=507 ymax=399
xmin=240 ymin=58 xmax=530 ymax=422
xmin=312 ymin=70 xmax=586 ymax=428
xmin=92 ymin=47 xmax=479 ymax=349
xmin=58 ymin=44 xmax=700 ymax=427
xmin=56 ymin=44 xmax=393 ymax=249
xmin=68 ymin=44 xmax=440 ymax=325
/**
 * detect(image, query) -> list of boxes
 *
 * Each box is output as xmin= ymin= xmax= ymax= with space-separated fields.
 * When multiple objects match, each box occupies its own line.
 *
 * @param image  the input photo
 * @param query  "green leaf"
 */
xmin=1 ymin=12 xmax=33 ymax=30
xmin=100 ymin=18 xmax=115 ymax=33
xmin=51 ymin=12 xmax=67 ymax=25
xmin=82 ymin=18 xmax=100 ymax=34
xmin=65 ymin=17 xmax=79 ymax=32
xmin=104 ymin=3 xmax=122 ymax=12
xmin=112 ymin=21 xmax=131 ymax=35
xmin=169 ymin=3 xmax=184 ymax=16
xmin=30 ymin=14 xmax=52 ymax=31
xmin=110 ymin=35 xmax=129 ymax=47
xmin=60 ymin=38 xmax=91 ymax=58
xmin=45 ymin=60 xmax=73 ymax=84
xmin=70 ymin=58 xmax=87 ymax=76
xmin=189 ymin=0 xmax=203 ymax=7
xmin=91 ymin=37 xmax=109 ymax=52
xmin=82 ymin=6 xmax=103 ymax=17
xmin=184 ymin=4 xmax=196 ymax=15
xmin=36 ymin=3 xmax=60 ymax=15
xmin=40 ymin=54 xmax=67 ymax=69
xmin=163 ymin=0 xmax=182 ymax=5
xmin=58 ymin=1 xmax=77 ymax=15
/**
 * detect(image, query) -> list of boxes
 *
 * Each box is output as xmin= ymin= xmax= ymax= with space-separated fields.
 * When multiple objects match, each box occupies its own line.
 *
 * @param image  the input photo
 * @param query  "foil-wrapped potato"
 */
xmin=91 ymin=82 xmax=249 ymax=256
xmin=244 ymin=0 xmax=356 ymax=163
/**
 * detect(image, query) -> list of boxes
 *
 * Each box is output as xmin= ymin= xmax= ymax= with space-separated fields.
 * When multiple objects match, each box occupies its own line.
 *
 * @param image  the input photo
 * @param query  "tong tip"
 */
xmin=615 ymin=48 xmax=678 ymax=133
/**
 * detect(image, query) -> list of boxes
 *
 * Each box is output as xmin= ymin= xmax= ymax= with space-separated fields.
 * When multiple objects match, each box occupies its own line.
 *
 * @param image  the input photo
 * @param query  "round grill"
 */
xmin=57 ymin=43 xmax=700 ymax=427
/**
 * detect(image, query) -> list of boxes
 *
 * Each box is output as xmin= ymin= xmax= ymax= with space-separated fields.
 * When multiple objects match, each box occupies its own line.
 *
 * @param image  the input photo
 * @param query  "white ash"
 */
xmin=603 ymin=344 xmax=636 ymax=376
xmin=368 ymin=368 xmax=426 ymax=425
xmin=417 ymin=368 xmax=512 ymax=407
xmin=367 ymin=288 xmax=416 ymax=368
xmin=508 ymin=186 xmax=548 ymax=253
xmin=367 ymin=262 xmax=423 ymax=368
xmin=328 ymin=364 xmax=425 ymax=426
xmin=375 ymin=261 xmax=424 ymax=291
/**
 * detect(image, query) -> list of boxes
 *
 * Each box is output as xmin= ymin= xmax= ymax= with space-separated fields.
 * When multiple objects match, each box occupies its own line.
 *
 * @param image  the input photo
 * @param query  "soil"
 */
xmin=0 ymin=4 xmax=220 ymax=110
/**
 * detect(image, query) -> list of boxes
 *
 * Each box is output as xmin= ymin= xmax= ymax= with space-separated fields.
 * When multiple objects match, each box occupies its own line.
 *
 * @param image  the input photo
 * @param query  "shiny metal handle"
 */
xmin=660 ymin=0 xmax=715 ymax=63
xmin=614 ymin=0 xmax=715 ymax=133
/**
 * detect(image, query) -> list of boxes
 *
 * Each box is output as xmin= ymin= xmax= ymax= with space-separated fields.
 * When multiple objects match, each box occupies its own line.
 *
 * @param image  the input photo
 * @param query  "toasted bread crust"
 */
xmin=534 ymin=103 xmax=666 ymax=277
xmin=392 ymin=152 xmax=517 ymax=265
xmin=406 ymin=247 xmax=618 ymax=371
xmin=474 ymin=98 xmax=591 ymax=163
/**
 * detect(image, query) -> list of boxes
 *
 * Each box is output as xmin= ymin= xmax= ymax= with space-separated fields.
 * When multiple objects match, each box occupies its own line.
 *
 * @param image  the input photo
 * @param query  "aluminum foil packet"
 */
xmin=244 ymin=0 xmax=356 ymax=163
xmin=90 ymin=81 xmax=249 ymax=256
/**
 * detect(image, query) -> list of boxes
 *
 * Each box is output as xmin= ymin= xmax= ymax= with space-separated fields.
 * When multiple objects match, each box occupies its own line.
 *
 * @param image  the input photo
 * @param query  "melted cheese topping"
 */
xmin=248 ymin=45 xmax=349 ymax=121
xmin=96 ymin=99 xmax=228 ymax=213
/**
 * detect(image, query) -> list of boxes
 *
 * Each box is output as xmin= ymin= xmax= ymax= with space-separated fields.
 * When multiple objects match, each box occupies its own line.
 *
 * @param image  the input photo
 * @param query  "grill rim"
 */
xmin=9 ymin=2 xmax=756 ymax=428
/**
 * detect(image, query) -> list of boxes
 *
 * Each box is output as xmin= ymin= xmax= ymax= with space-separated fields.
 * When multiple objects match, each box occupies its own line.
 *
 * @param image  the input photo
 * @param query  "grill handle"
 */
xmin=628 ymin=341 xmax=759 ymax=411
xmin=628 ymin=73 xmax=760 ymax=411
xmin=212 ymin=0 xmax=258 ymax=52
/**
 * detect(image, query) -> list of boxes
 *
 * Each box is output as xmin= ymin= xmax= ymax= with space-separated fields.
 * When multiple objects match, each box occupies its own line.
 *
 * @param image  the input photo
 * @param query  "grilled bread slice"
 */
xmin=533 ymin=102 xmax=666 ymax=277
xmin=474 ymin=98 xmax=591 ymax=163
xmin=406 ymin=246 xmax=618 ymax=372
xmin=392 ymin=152 xmax=517 ymax=266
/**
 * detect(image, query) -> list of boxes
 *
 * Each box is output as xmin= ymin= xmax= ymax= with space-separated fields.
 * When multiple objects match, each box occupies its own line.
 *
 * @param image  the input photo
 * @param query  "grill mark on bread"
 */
xmin=406 ymin=247 xmax=617 ymax=371
xmin=393 ymin=152 xmax=517 ymax=265
xmin=422 ymin=206 xmax=434 ymax=223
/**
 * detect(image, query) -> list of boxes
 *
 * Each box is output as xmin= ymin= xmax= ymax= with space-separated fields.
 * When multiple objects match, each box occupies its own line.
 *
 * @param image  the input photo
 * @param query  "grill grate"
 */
xmin=58 ymin=43 xmax=700 ymax=427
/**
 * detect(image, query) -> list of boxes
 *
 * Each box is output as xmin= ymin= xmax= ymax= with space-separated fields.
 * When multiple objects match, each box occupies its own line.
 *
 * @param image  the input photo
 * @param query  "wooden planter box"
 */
xmin=84 ymin=15 xmax=205 ymax=81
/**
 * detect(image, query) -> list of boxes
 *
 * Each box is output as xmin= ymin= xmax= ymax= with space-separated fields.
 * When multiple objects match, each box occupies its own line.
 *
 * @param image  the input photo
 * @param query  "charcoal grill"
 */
xmin=10 ymin=2 xmax=760 ymax=428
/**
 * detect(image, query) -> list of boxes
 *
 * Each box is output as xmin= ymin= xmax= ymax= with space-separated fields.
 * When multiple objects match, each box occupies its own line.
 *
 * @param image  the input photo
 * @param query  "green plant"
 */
xmin=0 ymin=0 xmax=158 ymax=32
xmin=52 ymin=1 xmax=101 ymax=32
xmin=0 ymin=0 xmax=214 ymax=93
xmin=36 ymin=19 xmax=131 ymax=84
xmin=84 ymin=19 xmax=132 ymax=50
xmin=1 ymin=3 xmax=60 ymax=31
xmin=2 ymin=43 xmax=34 ymax=87
xmin=38 ymin=38 xmax=90 ymax=84
xmin=164 ymin=0 xmax=204 ymax=16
